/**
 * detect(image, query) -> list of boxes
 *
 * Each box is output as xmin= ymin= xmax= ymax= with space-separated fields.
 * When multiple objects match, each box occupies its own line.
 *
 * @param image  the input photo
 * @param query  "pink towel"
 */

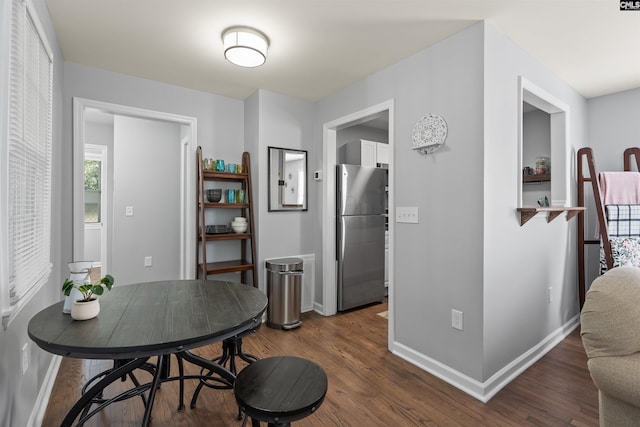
xmin=595 ymin=172 xmax=640 ymax=238
xmin=599 ymin=172 xmax=640 ymax=205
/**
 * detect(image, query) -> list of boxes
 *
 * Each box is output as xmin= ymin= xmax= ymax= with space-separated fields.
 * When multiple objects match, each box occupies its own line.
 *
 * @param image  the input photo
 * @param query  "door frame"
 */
xmin=321 ymin=99 xmax=395 ymax=348
xmin=72 ymin=97 xmax=198 ymax=279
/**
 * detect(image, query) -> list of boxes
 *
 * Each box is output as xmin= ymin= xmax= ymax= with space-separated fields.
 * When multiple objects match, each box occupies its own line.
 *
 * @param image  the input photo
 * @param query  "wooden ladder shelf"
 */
xmin=577 ymin=146 xmax=640 ymax=307
xmin=196 ymin=147 xmax=258 ymax=287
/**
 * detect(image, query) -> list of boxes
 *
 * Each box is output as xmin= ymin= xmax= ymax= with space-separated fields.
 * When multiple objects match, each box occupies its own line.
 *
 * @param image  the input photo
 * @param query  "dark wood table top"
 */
xmin=28 ymin=280 xmax=267 ymax=360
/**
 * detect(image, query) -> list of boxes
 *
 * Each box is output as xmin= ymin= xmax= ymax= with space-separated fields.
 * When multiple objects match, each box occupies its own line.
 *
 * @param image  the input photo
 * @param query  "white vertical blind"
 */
xmin=6 ymin=0 xmax=53 ymax=309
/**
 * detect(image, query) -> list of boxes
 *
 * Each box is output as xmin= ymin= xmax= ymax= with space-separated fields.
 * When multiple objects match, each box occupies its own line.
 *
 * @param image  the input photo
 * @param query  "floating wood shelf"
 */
xmin=517 ymin=206 xmax=586 ymax=226
xmin=523 ymin=173 xmax=550 ymax=183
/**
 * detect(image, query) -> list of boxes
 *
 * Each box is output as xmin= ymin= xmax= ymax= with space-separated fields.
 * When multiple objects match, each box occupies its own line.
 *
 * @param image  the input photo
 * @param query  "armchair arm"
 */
xmin=588 ymin=352 xmax=640 ymax=408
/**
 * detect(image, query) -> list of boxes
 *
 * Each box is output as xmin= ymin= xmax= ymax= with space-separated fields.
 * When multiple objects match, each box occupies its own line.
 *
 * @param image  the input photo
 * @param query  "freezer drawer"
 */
xmin=338 ymin=215 xmax=386 ymax=311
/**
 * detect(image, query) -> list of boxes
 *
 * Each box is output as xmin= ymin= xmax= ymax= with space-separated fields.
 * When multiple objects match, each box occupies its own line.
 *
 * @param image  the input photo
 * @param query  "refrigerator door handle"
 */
xmin=336 ymin=219 xmax=341 ymax=261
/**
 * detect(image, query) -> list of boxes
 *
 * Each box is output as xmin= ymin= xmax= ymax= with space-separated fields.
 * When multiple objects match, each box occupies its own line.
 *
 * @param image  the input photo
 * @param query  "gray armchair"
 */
xmin=581 ymin=266 xmax=640 ymax=426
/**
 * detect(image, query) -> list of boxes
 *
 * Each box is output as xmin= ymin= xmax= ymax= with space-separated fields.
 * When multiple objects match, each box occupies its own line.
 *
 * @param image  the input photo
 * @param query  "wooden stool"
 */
xmin=234 ymin=356 xmax=328 ymax=427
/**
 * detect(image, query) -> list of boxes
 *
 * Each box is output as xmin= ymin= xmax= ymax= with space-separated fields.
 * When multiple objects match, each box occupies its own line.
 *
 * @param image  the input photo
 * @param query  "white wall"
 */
xmin=483 ymin=23 xmax=588 ymax=380
xmin=315 ymin=22 xmax=486 ymax=380
xmin=249 ymin=90 xmax=315 ymax=292
xmin=587 ymin=88 xmax=640 ymax=171
xmin=112 ymin=116 xmax=181 ymax=285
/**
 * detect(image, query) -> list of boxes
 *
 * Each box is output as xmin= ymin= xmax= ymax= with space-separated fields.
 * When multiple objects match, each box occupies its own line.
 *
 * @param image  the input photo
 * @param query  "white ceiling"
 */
xmin=44 ymin=0 xmax=640 ymax=102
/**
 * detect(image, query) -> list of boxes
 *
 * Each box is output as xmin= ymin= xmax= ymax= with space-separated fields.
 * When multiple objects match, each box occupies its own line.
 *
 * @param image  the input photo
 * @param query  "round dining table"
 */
xmin=28 ymin=279 xmax=267 ymax=427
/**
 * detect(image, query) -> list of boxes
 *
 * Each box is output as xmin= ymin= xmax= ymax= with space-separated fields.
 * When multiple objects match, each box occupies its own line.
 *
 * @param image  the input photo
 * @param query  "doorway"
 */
xmin=72 ymin=98 xmax=197 ymax=282
xmin=321 ymin=99 xmax=395 ymax=349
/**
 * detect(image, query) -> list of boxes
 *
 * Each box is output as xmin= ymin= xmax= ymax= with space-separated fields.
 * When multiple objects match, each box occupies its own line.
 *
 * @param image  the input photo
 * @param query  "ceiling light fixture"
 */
xmin=222 ymin=27 xmax=269 ymax=68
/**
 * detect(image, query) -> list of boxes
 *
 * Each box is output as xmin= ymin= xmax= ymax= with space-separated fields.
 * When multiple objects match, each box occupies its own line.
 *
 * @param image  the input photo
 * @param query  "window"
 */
xmin=84 ymin=160 xmax=102 ymax=223
xmin=2 ymin=0 xmax=53 ymax=319
xmin=517 ymin=76 xmax=569 ymax=209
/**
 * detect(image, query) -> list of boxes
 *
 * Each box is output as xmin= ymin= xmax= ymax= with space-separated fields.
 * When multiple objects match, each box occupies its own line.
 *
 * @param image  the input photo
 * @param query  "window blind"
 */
xmin=7 ymin=0 xmax=53 ymax=307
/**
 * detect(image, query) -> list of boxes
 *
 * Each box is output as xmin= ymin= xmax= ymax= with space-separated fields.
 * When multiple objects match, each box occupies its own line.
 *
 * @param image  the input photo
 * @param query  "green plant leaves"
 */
xmin=61 ymin=274 xmax=115 ymax=301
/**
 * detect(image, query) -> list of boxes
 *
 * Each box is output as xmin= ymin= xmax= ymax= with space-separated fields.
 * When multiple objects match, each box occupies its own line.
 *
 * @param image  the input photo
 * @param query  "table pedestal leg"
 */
xmin=61 ymin=357 xmax=150 ymax=427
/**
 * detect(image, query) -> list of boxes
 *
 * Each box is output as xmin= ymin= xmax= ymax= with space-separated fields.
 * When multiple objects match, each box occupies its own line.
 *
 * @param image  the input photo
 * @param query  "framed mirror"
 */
xmin=268 ymin=147 xmax=308 ymax=211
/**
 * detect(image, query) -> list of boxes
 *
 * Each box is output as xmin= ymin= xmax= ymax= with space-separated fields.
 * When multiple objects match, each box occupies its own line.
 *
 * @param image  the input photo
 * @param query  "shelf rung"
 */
xmin=200 ymin=233 xmax=251 ymax=241
xmin=200 ymin=260 xmax=254 ymax=275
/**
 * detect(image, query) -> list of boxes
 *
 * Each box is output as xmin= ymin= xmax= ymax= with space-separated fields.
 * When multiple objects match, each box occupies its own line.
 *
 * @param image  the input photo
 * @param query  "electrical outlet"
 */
xmin=144 ymin=256 xmax=152 ymax=267
xmin=547 ymin=287 xmax=553 ymax=304
xmin=125 ymin=206 xmax=134 ymax=216
xmin=451 ymin=309 xmax=463 ymax=331
xmin=21 ymin=342 xmax=30 ymax=375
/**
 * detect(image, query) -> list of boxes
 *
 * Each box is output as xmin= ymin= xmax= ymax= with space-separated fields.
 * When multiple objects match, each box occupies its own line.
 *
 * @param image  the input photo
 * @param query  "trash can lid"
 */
xmin=265 ymin=257 xmax=303 ymax=271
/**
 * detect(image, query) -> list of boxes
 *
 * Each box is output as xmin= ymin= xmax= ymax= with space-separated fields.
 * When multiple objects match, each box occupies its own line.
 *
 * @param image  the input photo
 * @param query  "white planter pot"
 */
xmin=71 ymin=298 xmax=100 ymax=320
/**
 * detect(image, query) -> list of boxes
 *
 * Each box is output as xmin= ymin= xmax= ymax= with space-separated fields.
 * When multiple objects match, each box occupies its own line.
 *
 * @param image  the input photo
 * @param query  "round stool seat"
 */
xmin=234 ymin=356 xmax=328 ymax=426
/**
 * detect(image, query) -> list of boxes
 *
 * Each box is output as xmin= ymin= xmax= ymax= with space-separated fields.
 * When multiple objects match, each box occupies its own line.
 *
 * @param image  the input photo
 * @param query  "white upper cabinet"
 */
xmin=376 ymin=142 xmax=389 ymax=166
xmin=360 ymin=140 xmax=378 ymax=167
xmin=342 ymin=139 xmax=389 ymax=167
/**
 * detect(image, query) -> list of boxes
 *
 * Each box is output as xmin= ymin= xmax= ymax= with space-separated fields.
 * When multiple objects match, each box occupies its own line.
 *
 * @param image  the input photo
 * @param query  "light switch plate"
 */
xmin=125 ymin=206 xmax=134 ymax=217
xmin=451 ymin=309 xmax=463 ymax=331
xmin=396 ymin=207 xmax=419 ymax=223
xmin=21 ymin=342 xmax=29 ymax=375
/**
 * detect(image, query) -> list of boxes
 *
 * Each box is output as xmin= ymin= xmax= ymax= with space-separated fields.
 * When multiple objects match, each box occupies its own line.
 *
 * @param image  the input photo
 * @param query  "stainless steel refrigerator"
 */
xmin=336 ymin=164 xmax=387 ymax=311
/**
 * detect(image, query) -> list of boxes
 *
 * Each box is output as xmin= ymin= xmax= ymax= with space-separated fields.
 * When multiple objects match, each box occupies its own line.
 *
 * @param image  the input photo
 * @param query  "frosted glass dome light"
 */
xmin=222 ymin=27 xmax=269 ymax=68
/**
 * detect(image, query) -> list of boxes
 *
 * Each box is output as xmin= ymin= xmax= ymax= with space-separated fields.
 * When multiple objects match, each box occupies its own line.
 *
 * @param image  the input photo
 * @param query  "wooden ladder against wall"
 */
xmin=196 ymin=146 xmax=258 ymax=287
xmin=577 ymin=147 xmax=640 ymax=307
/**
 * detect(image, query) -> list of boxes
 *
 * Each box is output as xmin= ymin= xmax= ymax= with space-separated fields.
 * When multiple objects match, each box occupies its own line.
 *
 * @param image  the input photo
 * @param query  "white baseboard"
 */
xmin=391 ymin=314 xmax=581 ymax=402
xmin=313 ymin=301 xmax=324 ymax=315
xmin=294 ymin=254 xmax=315 ymax=313
xmin=27 ymin=354 xmax=62 ymax=427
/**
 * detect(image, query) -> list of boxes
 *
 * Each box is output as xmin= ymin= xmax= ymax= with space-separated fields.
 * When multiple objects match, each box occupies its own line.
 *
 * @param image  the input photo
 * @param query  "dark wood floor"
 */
xmin=42 ymin=301 xmax=599 ymax=426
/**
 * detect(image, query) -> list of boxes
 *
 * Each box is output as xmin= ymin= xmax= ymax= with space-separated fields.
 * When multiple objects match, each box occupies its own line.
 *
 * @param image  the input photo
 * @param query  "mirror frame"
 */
xmin=268 ymin=146 xmax=308 ymax=212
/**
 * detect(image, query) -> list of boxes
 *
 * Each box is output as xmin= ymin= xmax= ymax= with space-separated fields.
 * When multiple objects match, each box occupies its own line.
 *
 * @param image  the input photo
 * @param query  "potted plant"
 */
xmin=62 ymin=274 xmax=114 ymax=320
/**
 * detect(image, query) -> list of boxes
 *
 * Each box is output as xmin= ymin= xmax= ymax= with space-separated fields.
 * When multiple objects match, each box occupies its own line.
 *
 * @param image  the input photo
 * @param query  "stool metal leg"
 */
xmin=190 ymin=337 xmax=259 ymax=410
xmin=175 ymin=353 xmax=185 ymax=411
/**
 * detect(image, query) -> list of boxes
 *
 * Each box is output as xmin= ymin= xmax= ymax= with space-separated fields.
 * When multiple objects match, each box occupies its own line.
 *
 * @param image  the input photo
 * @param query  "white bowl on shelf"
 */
xmin=234 ymin=217 xmax=247 ymax=223
xmin=231 ymin=222 xmax=248 ymax=233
